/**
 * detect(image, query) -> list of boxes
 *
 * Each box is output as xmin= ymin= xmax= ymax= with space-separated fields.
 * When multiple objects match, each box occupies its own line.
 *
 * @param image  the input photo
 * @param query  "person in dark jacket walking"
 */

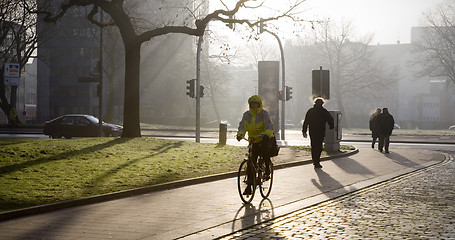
xmin=376 ymin=108 xmax=395 ymax=153
xmin=369 ymin=108 xmax=381 ymax=149
xmin=302 ymin=98 xmax=334 ymax=168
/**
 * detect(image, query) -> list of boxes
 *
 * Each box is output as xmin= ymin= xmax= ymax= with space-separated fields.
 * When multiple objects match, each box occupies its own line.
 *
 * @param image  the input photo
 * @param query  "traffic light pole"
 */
xmin=264 ymin=29 xmax=286 ymax=140
xmin=98 ymin=11 xmax=104 ymax=137
xmin=195 ymin=35 xmax=203 ymax=143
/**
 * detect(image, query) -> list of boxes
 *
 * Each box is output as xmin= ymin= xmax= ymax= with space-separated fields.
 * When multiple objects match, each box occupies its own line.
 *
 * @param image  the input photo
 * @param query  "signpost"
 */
xmin=312 ymin=66 xmax=330 ymax=99
xmin=4 ymin=63 xmax=20 ymax=86
xmin=4 ymin=77 xmax=20 ymax=86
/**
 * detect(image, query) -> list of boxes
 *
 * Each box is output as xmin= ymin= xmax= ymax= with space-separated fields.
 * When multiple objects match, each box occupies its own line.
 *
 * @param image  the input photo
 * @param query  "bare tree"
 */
xmin=313 ymin=20 xmax=397 ymax=128
xmin=0 ymin=0 xmax=40 ymax=126
xmin=201 ymin=56 xmax=231 ymax=123
xmin=38 ymin=0 xmax=306 ymax=137
xmin=418 ymin=0 xmax=455 ymax=87
xmin=414 ymin=0 xmax=455 ymax=125
xmin=244 ymin=37 xmax=279 ymax=66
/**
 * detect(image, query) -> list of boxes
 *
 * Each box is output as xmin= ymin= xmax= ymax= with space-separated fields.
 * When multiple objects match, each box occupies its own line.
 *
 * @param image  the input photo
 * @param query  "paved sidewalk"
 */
xmin=0 ymin=147 xmax=450 ymax=240
xmin=219 ymin=153 xmax=455 ymax=239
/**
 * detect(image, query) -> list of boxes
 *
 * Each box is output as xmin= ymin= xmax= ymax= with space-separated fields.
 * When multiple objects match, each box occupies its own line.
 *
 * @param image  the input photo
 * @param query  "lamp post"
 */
xmin=263 ymin=29 xmax=286 ymax=140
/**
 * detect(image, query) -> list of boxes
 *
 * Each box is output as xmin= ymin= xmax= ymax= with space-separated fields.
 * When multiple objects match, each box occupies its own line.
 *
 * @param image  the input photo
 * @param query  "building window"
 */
xmin=79 ymin=47 xmax=85 ymax=57
xmin=78 ymin=86 xmax=89 ymax=97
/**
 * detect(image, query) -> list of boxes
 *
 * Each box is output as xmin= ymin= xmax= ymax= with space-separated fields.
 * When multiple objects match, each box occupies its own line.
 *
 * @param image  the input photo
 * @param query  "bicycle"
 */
xmin=237 ymin=134 xmax=274 ymax=204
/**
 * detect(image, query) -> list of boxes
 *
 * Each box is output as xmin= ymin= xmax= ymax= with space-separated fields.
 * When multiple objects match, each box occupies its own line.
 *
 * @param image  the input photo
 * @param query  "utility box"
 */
xmin=324 ymin=111 xmax=342 ymax=151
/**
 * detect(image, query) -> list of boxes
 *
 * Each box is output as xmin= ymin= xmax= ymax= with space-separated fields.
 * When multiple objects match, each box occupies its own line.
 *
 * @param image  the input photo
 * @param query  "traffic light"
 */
xmin=186 ymin=79 xmax=195 ymax=98
xmin=279 ymin=90 xmax=284 ymax=101
xmin=285 ymin=86 xmax=292 ymax=101
xmin=259 ymin=18 xmax=265 ymax=33
xmin=200 ymin=85 xmax=204 ymax=98
xmin=226 ymin=15 xmax=234 ymax=29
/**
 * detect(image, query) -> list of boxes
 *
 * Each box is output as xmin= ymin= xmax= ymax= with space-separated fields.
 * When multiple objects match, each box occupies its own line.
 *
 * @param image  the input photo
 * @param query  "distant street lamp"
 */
xmin=263 ymin=29 xmax=286 ymax=140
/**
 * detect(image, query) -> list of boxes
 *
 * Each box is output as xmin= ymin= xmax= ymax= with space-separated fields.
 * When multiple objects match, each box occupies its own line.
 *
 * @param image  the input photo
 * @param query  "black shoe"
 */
xmin=243 ymin=186 xmax=252 ymax=195
xmin=314 ymin=164 xmax=323 ymax=168
xmin=371 ymin=143 xmax=374 ymax=149
xmin=385 ymin=150 xmax=389 ymax=153
xmin=379 ymin=149 xmax=383 ymax=153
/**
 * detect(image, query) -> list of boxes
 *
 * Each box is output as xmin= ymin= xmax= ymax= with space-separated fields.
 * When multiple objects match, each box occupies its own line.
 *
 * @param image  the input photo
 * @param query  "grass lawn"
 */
xmin=0 ymin=137 xmax=250 ymax=212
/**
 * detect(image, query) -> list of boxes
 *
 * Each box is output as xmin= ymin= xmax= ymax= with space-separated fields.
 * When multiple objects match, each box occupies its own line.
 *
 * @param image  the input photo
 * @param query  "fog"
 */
xmin=29 ymin=0 xmax=454 ymax=130
xmin=133 ymin=0 xmax=453 ymax=130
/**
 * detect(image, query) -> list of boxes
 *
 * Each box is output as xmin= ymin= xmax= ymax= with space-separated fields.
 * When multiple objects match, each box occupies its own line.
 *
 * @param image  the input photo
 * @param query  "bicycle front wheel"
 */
xmin=237 ymin=160 xmax=256 ymax=204
xmin=259 ymin=161 xmax=273 ymax=199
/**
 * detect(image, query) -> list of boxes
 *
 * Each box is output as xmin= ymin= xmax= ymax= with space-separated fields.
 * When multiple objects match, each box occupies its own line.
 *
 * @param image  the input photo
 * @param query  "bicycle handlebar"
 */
xmin=238 ymin=133 xmax=264 ymax=143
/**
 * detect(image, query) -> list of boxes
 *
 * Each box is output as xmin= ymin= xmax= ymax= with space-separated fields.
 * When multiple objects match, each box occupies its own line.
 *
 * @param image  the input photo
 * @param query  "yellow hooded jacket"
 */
xmin=237 ymin=95 xmax=275 ymax=143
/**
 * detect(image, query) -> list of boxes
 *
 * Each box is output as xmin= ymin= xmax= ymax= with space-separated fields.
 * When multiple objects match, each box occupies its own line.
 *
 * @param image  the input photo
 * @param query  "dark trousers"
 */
xmin=310 ymin=135 xmax=324 ymax=166
xmin=378 ymin=134 xmax=390 ymax=152
xmin=247 ymin=136 xmax=271 ymax=184
xmin=372 ymin=132 xmax=379 ymax=148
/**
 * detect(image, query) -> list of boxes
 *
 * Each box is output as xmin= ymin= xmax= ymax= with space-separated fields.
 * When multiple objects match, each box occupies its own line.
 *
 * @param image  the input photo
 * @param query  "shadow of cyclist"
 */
xmin=231 ymin=199 xmax=275 ymax=233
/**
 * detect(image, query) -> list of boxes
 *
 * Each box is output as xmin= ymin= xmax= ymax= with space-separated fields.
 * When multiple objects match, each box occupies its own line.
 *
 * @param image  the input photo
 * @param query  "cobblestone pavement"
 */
xmin=219 ymin=153 xmax=455 ymax=240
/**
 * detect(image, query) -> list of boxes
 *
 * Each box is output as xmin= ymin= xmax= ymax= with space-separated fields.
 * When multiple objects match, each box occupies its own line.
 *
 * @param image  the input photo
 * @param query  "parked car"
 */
xmin=449 ymin=125 xmax=455 ymax=130
xmin=43 ymin=114 xmax=123 ymax=139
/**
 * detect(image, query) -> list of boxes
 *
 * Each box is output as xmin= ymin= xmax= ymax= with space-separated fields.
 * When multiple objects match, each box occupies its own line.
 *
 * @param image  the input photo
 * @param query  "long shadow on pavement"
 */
xmin=312 ymin=169 xmax=360 ymax=209
xmin=381 ymin=151 xmax=428 ymax=168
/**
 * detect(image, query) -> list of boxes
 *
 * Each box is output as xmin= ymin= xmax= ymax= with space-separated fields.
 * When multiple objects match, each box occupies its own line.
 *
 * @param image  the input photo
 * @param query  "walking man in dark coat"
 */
xmin=302 ymin=98 xmax=334 ymax=168
xmin=376 ymin=108 xmax=395 ymax=153
xmin=369 ymin=108 xmax=381 ymax=149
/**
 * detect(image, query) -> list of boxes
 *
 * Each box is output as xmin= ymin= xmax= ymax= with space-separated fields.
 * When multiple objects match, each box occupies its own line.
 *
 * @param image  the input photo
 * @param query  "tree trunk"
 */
xmin=333 ymin=75 xmax=349 ymax=128
xmin=205 ymin=68 xmax=221 ymax=122
xmin=336 ymin=94 xmax=348 ymax=129
xmin=121 ymin=41 xmax=141 ymax=137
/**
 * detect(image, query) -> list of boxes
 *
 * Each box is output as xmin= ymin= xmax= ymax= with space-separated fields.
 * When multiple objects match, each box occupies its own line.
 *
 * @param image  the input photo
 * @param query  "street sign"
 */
xmin=4 ymin=63 xmax=20 ymax=86
xmin=4 ymin=77 xmax=20 ymax=86
xmin=4 ymin=63 xmax=20 ymax=77
xmin=312 ymin=68 xmax=330 ymax=99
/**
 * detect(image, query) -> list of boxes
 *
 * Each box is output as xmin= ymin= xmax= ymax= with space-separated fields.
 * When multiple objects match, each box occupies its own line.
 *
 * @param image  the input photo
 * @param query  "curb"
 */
xmin=341 ymin=139 xmax=455 ymax=145
xmin=0 ymin=149 xmax=358 ymax=222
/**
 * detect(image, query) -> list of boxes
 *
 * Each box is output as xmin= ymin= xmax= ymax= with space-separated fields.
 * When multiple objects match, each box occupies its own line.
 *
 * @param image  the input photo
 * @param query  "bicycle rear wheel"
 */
xmin=259 ymin=161 xmax=273 ymax=199
xmin=237 ymin=160 xmax=256 ymax=203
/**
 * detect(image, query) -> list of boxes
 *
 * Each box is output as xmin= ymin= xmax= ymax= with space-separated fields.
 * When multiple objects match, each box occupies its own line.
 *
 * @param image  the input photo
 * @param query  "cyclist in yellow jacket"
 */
xmin=236 ymin=95 xmax=275 ymax=195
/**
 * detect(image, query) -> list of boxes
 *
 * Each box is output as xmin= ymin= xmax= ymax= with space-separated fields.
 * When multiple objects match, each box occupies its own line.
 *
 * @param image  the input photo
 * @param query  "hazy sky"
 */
xmin=303 ymin=0 xmax=444 ymax=44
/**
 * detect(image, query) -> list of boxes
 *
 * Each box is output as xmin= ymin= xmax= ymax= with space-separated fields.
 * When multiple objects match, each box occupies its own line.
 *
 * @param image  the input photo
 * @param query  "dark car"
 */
xmin=43 ymin=114 xmax=123 ymax=139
